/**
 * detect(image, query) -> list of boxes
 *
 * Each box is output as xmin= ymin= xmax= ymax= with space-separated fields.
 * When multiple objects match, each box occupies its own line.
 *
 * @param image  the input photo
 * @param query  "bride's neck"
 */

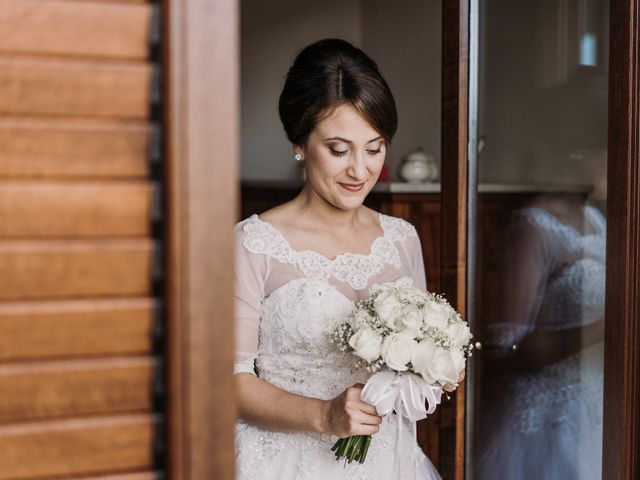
xmin=294 ymin=184 xmax=363 ymax=230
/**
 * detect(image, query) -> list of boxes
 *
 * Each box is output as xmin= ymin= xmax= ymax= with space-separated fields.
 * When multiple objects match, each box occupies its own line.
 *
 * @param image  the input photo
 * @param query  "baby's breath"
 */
xmin=421 ymin=326 xmax=453 ymax=350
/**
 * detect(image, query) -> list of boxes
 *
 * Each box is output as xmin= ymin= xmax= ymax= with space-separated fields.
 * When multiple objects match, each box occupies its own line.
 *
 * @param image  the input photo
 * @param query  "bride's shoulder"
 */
xmin=377 ymin=211 xmax=419 ymax=240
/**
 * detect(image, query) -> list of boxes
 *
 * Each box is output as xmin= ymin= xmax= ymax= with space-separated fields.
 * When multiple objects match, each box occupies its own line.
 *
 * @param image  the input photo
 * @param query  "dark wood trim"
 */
xmin=164 ymin=1 xmax=239 ymax=479
xmin=603 ymin=0 xmax=640 ymax=478
xmin=441 ymin=1 xmax=469 ymax=479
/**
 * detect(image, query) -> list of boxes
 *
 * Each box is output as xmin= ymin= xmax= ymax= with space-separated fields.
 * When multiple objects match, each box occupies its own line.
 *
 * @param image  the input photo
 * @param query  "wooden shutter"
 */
xmin=0 ymin=1 xmax=162 ymax=478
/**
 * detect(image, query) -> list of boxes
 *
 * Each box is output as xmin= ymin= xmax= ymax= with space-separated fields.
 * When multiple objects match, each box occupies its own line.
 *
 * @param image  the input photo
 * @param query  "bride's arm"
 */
xmin=235 ymin=374 xmax=381 ymax=437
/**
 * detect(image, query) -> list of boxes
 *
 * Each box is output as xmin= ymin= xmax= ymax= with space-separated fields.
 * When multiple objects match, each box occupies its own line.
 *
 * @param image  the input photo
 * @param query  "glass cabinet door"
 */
xmin=467 ymin=1 xmax=609 ymax=478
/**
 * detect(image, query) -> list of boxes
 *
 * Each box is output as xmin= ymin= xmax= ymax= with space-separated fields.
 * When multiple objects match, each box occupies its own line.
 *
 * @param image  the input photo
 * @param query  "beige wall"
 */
xmin=362 ymin=0 xmax=442 ymax=181
xmin=478 ymin=0 xmax=609 ymax=193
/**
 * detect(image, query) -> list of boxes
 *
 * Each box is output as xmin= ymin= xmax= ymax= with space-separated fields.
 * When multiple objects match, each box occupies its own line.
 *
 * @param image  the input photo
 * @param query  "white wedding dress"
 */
xmin=233 ymin=211 xmax=442 ymax=480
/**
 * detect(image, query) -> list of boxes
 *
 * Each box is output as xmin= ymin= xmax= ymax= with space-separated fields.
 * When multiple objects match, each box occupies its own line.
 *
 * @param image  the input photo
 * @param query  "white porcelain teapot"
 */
xmin=399 ymin=148 xmax=439 ymax=183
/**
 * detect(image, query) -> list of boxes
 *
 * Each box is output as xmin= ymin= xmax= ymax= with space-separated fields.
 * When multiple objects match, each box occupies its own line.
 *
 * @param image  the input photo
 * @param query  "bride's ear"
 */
xmin=293 ymin=145 xmax=306 ymax=161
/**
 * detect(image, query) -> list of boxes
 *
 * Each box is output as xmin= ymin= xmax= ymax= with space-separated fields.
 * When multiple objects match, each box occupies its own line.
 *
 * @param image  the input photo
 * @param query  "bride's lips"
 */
xmin=339 ymin=182 xmax=366 ymax=192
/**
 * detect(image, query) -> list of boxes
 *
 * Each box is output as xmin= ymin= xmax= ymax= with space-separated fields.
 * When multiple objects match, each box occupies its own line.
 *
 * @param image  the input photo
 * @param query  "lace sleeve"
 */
xmin=393 ymin=220 xmax=427 ymax=291
xmin=409 ymin=230 xmax=427 ymax=291
xmin=234 ymin=221 xmax=270 ymax=375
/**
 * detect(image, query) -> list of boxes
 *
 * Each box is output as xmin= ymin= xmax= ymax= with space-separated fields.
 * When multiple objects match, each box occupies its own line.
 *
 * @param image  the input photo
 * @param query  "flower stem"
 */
xmin=331 ymin=435 xmax=373 ymax=465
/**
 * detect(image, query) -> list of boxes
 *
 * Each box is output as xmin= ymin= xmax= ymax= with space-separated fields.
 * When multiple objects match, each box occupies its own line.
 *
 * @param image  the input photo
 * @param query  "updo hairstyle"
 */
xmin=278 ymin=38 xmax=398 ymax=147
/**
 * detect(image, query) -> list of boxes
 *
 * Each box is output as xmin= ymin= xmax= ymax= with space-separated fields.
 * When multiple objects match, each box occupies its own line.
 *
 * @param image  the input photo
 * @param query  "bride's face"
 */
xmin=296 ymin=103 xmax=386 ymax=211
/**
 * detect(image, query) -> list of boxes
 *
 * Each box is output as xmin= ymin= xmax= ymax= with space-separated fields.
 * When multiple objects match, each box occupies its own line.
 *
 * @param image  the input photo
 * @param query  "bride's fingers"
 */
xmin=353 ymin=410 xmax=382 ymax=426
xmin=356 ymin=400 xmax=379 ymax=416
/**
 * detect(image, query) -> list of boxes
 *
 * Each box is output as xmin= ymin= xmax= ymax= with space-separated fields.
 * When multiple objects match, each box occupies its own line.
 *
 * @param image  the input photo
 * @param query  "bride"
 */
xmin=233 ymin=38 xmax=445 ymax=480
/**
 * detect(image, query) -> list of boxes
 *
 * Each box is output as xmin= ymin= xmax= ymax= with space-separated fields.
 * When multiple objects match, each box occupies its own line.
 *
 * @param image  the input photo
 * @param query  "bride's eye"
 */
xmin=366 ymin=148 xmax=382 ymax=156
xmin=329 ymin=148 xmax=349 ymax=157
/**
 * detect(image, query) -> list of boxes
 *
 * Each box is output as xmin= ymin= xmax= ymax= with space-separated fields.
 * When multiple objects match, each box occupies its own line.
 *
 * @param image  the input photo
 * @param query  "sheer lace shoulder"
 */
xmin=381 ymin=214 xmax=419 ymax=241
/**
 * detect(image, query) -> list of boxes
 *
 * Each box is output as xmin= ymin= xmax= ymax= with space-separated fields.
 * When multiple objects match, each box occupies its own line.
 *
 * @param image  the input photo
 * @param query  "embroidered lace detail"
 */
xmin=240 ymin=213 xmax=417 ymax=290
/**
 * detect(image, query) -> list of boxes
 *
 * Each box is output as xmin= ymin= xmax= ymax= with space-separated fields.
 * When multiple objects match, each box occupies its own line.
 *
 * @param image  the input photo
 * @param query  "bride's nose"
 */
xmin=346 ymin=150 xmax=367 ymax=180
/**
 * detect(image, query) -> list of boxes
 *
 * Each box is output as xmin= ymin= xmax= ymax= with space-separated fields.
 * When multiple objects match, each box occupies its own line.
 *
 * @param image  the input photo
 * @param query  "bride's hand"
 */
xmin=443 ymin=368 xmax=466 ymax=393
xmin=320 ymin=383 xmax=382 ymax=438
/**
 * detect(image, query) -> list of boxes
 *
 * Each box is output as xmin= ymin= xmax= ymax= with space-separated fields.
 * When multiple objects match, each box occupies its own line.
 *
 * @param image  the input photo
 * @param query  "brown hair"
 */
xmin=278 ymin=38 xmax=397 ymax=146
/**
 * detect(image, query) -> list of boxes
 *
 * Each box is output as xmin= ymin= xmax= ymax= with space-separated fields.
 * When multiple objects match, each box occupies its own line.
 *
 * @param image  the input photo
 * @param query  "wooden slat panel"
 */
xmin=0 ymin=298 xmax=154 ymax=361
xmin=0 ymin=118 xmax=150 ymax=179
xmin=0 ymin=58 xmax=151 ymax=118
xmin=0 ymin=240 xmax=153 ymax=301
xmin=0 ymin=0 xmax=152 ymax=60
xmin=0 ymin=181 xmax=153 ymax=238
xmin=0 ymin=414 xmax=156 ymax=479
xmin=0 ymin=357 xmax=154 ymax=423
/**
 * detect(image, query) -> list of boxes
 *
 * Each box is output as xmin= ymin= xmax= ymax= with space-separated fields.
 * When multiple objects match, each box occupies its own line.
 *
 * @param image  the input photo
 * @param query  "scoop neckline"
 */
xmin=250 ymin=211 xmax=388 ymax=263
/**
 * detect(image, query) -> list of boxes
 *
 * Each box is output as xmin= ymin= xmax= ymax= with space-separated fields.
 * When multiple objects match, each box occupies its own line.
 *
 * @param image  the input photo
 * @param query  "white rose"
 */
xmin=380 ymin=333 xmax=416 ymax=371
xmin=398 ymin=285 xmax=430 ymax=304
xmin=397 ymin=303 xmax=423 ymax=338
xmin=432 ymin=350 xmax=463 ymax=386
xmin=422 ymin=301 xmax=450 ymax=330
xmin=412 ymin=338 xmax=463 ymax=386
xmin=373 ymin=289 xmax=404 ymax=327
xmin=447 ymin=322 xmax=473 ymax=349
xmin=369 ymin=282 xmax=395 ymax=296
xmin=348 ymin=327 xmax=383 ymax=362
xmin=450 ymin=349 xmax=466 ymax=376
xmin=410 ymin=337 xmax=438 ymax=384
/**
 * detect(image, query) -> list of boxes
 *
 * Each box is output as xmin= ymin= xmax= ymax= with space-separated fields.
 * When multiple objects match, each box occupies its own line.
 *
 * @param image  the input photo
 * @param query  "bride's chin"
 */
xmin=338 ymin=199 xmax=365 ymax=211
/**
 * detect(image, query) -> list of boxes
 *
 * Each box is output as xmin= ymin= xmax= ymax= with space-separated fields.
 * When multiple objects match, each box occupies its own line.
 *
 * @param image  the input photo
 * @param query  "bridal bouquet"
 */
xmin=330 ymin=278 xmax=472 ymax=467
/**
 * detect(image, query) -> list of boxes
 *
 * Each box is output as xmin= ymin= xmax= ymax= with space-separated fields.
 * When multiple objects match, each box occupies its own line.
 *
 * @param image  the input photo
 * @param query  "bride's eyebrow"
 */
xmin=325 ymin=135 xmax=384 ymax=144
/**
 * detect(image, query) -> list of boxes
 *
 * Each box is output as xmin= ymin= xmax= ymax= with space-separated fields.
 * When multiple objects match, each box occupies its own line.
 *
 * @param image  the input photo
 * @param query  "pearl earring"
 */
xmin=294 ymin=153 xmax=303 ymax=162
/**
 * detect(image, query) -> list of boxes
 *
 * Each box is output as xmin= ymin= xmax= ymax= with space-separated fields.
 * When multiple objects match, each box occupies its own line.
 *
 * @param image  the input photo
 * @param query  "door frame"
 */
xmin=164 ymin=0 xmax=239 ymax=479
xmin=603 ymin=0 xmax=640 ymax=478
xmin=440 ymin=1 xmax=470 ymax=479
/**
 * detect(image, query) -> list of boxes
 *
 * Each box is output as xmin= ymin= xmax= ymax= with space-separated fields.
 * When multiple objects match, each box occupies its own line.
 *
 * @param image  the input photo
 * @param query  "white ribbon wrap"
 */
xmin=361 ymin=371 xmax=443 ymax=479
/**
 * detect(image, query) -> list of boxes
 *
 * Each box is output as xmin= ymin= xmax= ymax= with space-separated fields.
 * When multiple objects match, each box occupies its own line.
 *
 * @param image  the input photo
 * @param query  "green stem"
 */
xmin=331 ymin=435 xmax=373 ymax=465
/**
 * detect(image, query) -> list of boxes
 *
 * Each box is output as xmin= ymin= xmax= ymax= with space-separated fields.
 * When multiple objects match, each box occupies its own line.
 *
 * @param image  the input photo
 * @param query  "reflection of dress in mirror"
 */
xmin=477 ymin=201 xmax=606 ymax=479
